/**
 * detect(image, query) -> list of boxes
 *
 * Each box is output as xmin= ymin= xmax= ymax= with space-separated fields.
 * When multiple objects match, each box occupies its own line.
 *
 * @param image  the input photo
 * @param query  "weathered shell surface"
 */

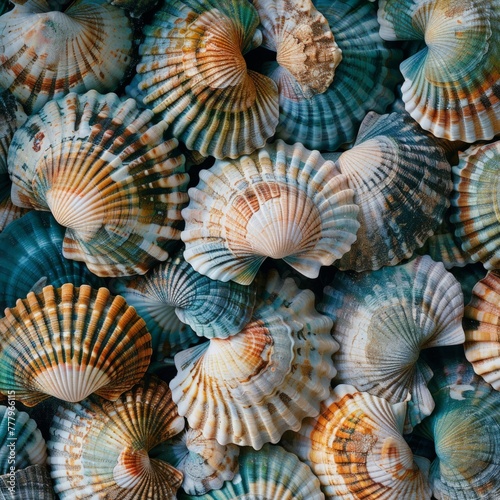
xmin=0 ymin=465 xmax=55 ymax=499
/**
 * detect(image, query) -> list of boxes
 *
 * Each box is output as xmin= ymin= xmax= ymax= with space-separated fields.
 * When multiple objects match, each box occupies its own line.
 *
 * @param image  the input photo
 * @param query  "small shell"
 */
xmin=170 ymin=270 xmax=337 ymax=449
xmin=284 ymin=384 xmax=431 ymax=499
xmin=181 ymin=140 xmax=359 ymax=285
xmin=0 ymin=465 xmax=55 ymax=499
xmin=8 ymin=90 xmax=189 ymax=277
xmin=136 ymin=0 xmax=279 ymax=159
xmin=0 ymin=284 xmax=152 ymax=406
xmin=0 ymin=0 xmax=133 ymax=114
xmin=378 ymin=0 xmax=500 ymax=142
xmin=47 ymin=376 xmax=185 ymax=499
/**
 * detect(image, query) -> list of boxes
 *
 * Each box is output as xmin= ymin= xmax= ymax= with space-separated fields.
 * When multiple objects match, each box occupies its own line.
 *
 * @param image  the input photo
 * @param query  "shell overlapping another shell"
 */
xmin=8 ymin=90 xmax=189 ymax=277
xmin=0 ymin=284 xmax=152 ymax=406
xmin=0 ymin=465 xmax=55 ymax=499
xmin=182 ymin=140 xmax=359 ymax=285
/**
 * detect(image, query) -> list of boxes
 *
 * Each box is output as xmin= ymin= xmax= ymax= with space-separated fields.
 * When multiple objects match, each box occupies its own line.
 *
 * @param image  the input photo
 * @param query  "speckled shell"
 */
xmin=181 ymin=140 xmax=359 ymax=285
xmin=319 ymin=256 xmax=465 ymax=430
xmin=47 ymin=377 xmax=185 ymax=499
xmin=334 ymin=111 xmax=452 ymax=271
xmin=8 ymin=90 xmax=189 ymax=277
xmin=284 ymin=384 xmax=431 ymax=499
xmin=170 ymin=270 xmax=337 ymax=449
xmin=136 ymin=0 xmax=279 ymax=159
xmin=378 ymin=0 xmax=500 ymax=142
xmin=0 ymin=465 xmax=55 ymax=499
xmin=0 ymin=0 xmax=133 ymax=114
xmin=0 ymin=284 xmax=152 ymax=406
xmin=0 ymin=211 xmax=106 ymax=312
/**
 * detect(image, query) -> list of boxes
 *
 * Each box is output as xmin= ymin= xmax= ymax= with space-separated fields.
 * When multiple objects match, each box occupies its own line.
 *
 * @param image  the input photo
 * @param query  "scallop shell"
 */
xmin=136 ymin=0 xmax=279 ymax=159
xmin=181 ymin=140 xmax=359 ymax=285
xmin=261 ymin=0 xmax=401 ymax=151
xmin=284 ymin=384 xmax=431 ymax=499
xmin=0 ymin=0 xmax=133 ymax=114
xmin=47 ymin=376 xmax=185 ymax=499
xmin=319 ymin=256 xmax=465 ymax=430
xmin=0 ymin=405 xmax=47 ymax=474
xmin=378 ymin=0 xmax=500 ymax=142
xmin=170 ymin=270 xmax=337 ymax=449
xmin=8 ymin=90 xmax=189 ymax=277
xmin=179 ymin=444 xmax=324 ymax=500
xmin=0 ymin=284 xmax=152 ymax=406
xmin=0 ymin=465 xmax=55 ymax=499
xmin=0 ymin=211 xmax=106 ymax=312
xmin=333 ymin=111 xmax=452 ymax=271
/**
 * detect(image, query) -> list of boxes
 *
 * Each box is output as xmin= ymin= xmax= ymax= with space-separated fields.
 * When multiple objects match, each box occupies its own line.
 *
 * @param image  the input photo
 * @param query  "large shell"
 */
xmin=170 ymin=270 xmax=337 ymax=449
xmin=8 ymin=90 xmax=189 ymax=277
xmin=47 ymin=377 xmax=185 ymax=499
xmin=284 ymin=384 xmax=431 ymax=499
xmin=179 ymin=444 xmax=324 ymax=500
xmin=378 ymin=0 xmax=500 ymax=142
xmin=181 ymin=140 xmax=359 ymax=285
xmin=0 ymin=284 xmax=152 ymax=406
xmin=334 ymin=111 xmax=452 ymax=271
xmin=0 ymin=465 xmax=55 ymax=499
xmin=0 ymin=0 xmax=133 ymax=114
xmin=136 ymin=0 xmax=279 ymax=159
xmin=319 ymin=256 xmax=465 ymax=430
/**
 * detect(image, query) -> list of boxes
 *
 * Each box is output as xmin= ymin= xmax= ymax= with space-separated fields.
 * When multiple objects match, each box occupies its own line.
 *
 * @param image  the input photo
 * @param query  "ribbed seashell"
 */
xmin=0 ymin=0 xmax=133 ymax=114
xmin=0 ymin=211 xmax=106 ymax=312
xmin=378 ymin=0 xmax=500 ymax=142
xmin=0 ymin=406 xmax=47 ymax=474
xmin=179 ymin=444 xmax=324 ymax=500
xmin=106 ymin=0 xmax=158 ymax=18
xmin=319 ymin=256 xmax=465 ymax=430
xmin=170 ymin=270 xmax=337 ymax=449
xmin=253 ymin=0 xmax=342 ymax=98
xmin=284 ymin=384 xmax=432 ymax=499
xmin=333 ymin=111 xmax=451 ymax=271
xmin=0 ymin=465 xmax=55 ymax=499
xmin=261 ymin=0 xmax=401 ymax=151
xmin=450 ymin=140 xmax=500 ymax=270
xmin=0 ymin=284 xmax=152 ymax=406
xmin=111 ymin=249 xmax=257 ymax=340
xmin=182 ymin=140 xmax=359 ymax=285
xmin=8 ymin=90 xmax=189 ymax=277
xmin=136 ymin=0 xmax=279 ymax=159
xmin=47 ymin=376 xmax=185 ymax=499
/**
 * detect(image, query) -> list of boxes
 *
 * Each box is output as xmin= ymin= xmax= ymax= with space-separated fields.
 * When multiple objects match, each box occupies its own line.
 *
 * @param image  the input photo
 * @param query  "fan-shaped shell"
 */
xmin=47 ymin=376 xmax=185 ymax=499
xmin=319 ymin=256 xmax=465 ymax=430
xmin=0 ymin=465 xmax=55 ymax=499
xmin=0 ymin=0 xmax=133 ymax=114
xmin=170 ymin=270 xmax=338 ymax=449
xmin=284 ymin=384 xmax=431 ymax=499
xmin=180 ymin=444 xmax=324 ymax=500
xmin=181 ymin=140 xmax=359 ymax=285
xmin=378 ymin=0 xmax=500 ymax=142
xmin=333 ymin=111 xmax=452 ymax=271
xmin=0 ymin=284 xmax=152 ymax=406
xmin=136 ymin=0 xmax=279 ymax=159
xmin=8 ymin=90 xmax=189 ymax=277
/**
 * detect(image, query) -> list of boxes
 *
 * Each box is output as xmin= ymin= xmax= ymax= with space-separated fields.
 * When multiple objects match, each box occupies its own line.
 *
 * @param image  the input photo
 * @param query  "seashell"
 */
xmin=170 ymin=270 xmax=338 ymax=449
xmin=284 ymin=384 xmax=432 ymax=499
xmin=8 ymin=90 xmax=189 ymax=277
xmin=378 ymin=0 xmax=500 ymax=142
xmin=0 ymin=283 xmax=152 ymax=406
xmin=106 ymin=0 xmax=158 ymax=18
xmin=47 ymin=376 xmax=185 ymax=499
xmin=179 ymin=443 xmax=324 ymax=500
xmin=450 ymin=140 xmax=500 ymax=270
xmin=0 ymin=465 xmax=56 ymax=499
xmin=181 ymin=140 xmax=359 ymax=285
xmin=319 ymin=256 xmax=465 ymax=430
xmin=333 ymin=111 xmax=452 ymax=271
xmin=253 ymin=0 xmax=342 ymax=98
xmin=463 ymin=270 xmax=500 ymax=390
xmin=0 ymin=0 xmax=133 ymax=114
xmin=0 ymin=405 xmax=47 ymax=474
xmin=0 ymin=211 xmax=106 ymax=312
xmin=0 ymin=0 xmax=10 ymax=15
xmin=449 ymin=263 xmax=487 ymax=306
xmin=136 ymin=0 xmax=279 ymax=159
xmin=261 ymin=0 xmax=401 ymax=151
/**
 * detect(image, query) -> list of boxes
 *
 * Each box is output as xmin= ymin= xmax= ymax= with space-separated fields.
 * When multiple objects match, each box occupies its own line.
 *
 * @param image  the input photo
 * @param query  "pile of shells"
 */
xmin=1 ymin=0 xmax=499 ymax=498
